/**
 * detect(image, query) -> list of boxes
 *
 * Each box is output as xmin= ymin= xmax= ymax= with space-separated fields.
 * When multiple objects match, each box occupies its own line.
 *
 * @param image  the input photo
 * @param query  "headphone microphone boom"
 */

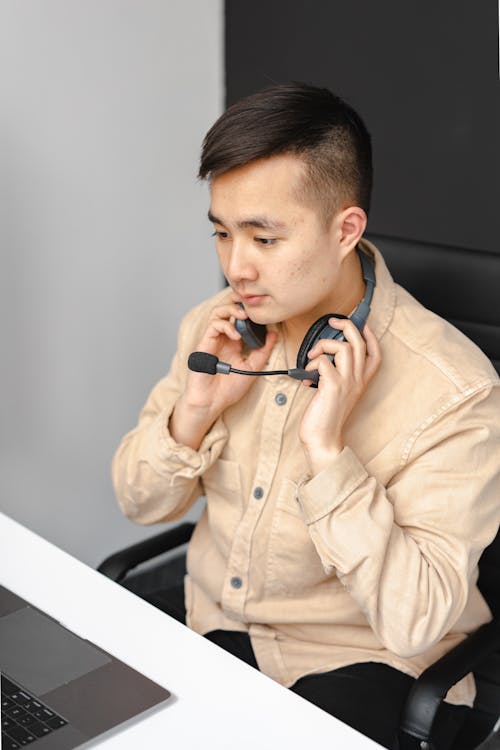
xmin=187 ymin=352 xmax=319 ymax=385
xmin=188 ymin=352 xmax=221 ymax=375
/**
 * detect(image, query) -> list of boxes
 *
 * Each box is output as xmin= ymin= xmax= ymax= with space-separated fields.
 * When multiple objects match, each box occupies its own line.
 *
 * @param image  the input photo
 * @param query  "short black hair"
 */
xmin=199 ymin=82 xmax=373 ymax=222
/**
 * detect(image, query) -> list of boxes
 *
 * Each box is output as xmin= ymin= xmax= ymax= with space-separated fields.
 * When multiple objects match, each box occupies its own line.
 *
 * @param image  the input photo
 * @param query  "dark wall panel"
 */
xmin=225 ymin=1 xmax=500 ymax=255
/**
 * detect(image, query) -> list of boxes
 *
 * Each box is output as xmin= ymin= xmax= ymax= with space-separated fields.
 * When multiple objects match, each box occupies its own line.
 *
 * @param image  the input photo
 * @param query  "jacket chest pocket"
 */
xmin=202 ymin=459 xmax=242 ymax=559
xmin=264 ymin=479 xmax=330 ymax=597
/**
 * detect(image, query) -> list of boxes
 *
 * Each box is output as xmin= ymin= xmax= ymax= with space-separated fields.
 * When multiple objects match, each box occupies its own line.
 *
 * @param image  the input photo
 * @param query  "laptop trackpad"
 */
xmin=0 ymin=606 xmax=111 ymax=695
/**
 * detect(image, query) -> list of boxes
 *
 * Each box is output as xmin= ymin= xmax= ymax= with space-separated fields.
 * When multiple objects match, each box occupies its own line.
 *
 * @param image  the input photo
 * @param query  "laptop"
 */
xmin=0 ymin=585 xmax=171 ymax=749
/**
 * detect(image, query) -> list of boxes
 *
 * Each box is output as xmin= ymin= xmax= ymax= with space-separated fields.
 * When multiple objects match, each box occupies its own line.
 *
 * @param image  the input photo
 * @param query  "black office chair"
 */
xmin=99 ymin=235 xmax=500 ymax=749
xmin=377 ymin=235 xmax=500 ymax=749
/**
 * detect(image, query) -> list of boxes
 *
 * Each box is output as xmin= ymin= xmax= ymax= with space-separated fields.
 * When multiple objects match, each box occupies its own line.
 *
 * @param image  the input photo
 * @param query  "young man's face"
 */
xmin=209 ymin=153 xmax=356 ymax=332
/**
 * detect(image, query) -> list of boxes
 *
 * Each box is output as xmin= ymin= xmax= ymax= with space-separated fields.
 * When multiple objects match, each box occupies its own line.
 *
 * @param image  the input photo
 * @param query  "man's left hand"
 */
xmin=299 ymin=318 xmax=381 ymax=475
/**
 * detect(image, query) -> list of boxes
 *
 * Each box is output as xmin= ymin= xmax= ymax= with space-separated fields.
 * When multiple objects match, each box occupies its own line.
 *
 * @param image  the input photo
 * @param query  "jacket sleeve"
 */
xmin=111 ymin=307 xmax=229 ymax=525
xmin=296 ymin=383 xmax=500 ymax=657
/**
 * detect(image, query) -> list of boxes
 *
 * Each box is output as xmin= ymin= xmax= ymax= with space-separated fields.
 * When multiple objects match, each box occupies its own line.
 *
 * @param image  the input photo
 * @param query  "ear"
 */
xmin=337 ymin=206 xmax=367 ymax=258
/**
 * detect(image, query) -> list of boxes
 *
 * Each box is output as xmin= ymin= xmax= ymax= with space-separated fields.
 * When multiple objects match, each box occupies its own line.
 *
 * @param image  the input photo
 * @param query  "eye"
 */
xmin=211 ymin=230 xmax=230 ymax=240
xmin=255 ymin=237 xmax=277 ymax=246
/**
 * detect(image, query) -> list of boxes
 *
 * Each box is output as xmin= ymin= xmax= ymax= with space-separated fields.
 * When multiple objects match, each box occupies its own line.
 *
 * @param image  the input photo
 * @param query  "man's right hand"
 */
xmin=169 ymin=292 xmax=278 ymax=450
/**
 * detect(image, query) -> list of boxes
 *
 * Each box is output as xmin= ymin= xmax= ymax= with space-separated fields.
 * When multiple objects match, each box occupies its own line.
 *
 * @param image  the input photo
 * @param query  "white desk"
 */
xmin=0 ymin=512 xmax=381 ymax=749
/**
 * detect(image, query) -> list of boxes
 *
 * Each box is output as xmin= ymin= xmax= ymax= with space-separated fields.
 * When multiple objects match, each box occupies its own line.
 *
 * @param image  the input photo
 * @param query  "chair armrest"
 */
xmin=97 ymin=522 xmax=195 ymax=583
xmin=399 ymin=619 xmax=500 ymax=748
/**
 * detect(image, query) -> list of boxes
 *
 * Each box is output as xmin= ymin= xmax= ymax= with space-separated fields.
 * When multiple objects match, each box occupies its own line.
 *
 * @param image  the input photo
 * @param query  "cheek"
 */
xmin=287 ymin=258 xmax=329 ymax=293
xmin=286 ymin=255 xmax=313 ymax=280
xmin=216 ymin=246 xmax=230 ymax=276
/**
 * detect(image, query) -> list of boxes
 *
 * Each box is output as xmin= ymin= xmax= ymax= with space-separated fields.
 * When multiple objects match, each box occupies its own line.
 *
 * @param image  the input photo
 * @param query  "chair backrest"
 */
xmin=478 ymin=529 xmax=500 ymax=619
xmin=370 ymin=233 xmax=500 ymax=617
xmin=368 ymin=234 xmax=500 ymax=374
xmin=469 ymin=528 xmax=500 ymax=722
xmin=373 ymin=233 xmax=500 ymax=734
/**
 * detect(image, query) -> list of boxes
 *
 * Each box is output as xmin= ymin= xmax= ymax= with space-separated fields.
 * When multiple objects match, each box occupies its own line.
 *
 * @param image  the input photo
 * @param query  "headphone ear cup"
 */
xmin=296 ymin=314 xmax=337 ymax=369
xmin=296 ymin=313 xmax=349 ymax=370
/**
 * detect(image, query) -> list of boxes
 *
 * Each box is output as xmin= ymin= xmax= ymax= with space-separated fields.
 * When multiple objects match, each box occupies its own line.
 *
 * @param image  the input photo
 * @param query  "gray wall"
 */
xmin=0 ymin=0 xmax=223 ymax=566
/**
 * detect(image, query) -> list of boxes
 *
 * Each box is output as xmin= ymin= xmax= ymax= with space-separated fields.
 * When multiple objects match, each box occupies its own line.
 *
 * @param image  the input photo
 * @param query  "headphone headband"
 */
xmin=349 ymin=247 xmax=376 ymax=332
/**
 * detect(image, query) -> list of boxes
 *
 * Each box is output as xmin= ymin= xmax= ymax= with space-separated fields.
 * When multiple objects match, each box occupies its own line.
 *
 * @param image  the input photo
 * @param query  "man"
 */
xmin=112 ymin=83 xmax=500 ymax=748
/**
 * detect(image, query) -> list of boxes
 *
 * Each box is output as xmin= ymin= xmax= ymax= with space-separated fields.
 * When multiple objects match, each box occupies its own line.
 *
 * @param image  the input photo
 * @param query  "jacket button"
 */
xmin=275 ymin=392 xmax=287 ymax=406
xmin=230 ymin=576 xmax=243 ymax=589
xmin=253 ymin=486 xmax=264 ymax=499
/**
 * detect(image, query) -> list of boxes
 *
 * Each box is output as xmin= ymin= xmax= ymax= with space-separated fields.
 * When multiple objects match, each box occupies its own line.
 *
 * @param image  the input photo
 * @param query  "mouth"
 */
xmin=239 ymin=293 xmax=268 ymax=306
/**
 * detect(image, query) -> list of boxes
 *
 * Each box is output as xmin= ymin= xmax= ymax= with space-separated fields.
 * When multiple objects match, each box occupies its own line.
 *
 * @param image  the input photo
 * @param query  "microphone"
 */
xmin=188 ymin=352 xmax=319 ymax=386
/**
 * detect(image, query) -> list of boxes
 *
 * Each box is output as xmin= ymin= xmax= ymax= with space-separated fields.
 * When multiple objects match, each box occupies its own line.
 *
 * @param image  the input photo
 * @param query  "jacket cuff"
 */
xmin=297 ymin=447 xmax=368 ymax=525
xmin=146 ymin=406 xmax=228 ymax=479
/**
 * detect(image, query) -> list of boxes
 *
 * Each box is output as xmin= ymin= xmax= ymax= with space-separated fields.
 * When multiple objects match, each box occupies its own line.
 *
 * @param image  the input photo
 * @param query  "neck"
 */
xmin=282 ymin=249 xmax=366 ymax=365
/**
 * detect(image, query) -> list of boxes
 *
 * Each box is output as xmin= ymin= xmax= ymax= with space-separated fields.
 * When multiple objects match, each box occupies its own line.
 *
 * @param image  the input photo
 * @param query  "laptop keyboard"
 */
xmin=1 ymin=675 xmax=68 ymax=748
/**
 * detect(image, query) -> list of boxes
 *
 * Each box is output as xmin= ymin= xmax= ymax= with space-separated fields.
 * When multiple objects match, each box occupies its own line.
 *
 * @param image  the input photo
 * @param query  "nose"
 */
xmin=224 ymin=239 xmax=258 ymax=284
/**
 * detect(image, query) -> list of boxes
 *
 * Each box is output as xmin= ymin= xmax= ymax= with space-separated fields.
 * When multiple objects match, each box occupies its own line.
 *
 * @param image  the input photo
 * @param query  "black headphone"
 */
xmin=190 ymin=247 xmax=376 ymax=387
xmin=295 ymin=246 xmax=376 ymax=384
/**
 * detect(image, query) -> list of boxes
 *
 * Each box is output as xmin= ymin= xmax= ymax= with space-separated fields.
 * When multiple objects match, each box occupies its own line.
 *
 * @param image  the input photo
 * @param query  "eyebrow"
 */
xmin=208 ymin=210 xmax=287 ymax=231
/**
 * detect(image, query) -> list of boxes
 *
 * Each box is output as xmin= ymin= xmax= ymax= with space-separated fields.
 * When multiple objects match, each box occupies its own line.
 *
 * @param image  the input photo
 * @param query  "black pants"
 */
xmin=143 ymin=584 xmax=468 ymax=749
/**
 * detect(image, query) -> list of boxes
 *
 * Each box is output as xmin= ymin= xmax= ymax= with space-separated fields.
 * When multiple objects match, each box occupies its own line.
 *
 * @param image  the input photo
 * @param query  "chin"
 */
xmin=244 ymin=299 xmax=298 ymax=327
xmin=246 ymin=308 xmax=281 ymax=326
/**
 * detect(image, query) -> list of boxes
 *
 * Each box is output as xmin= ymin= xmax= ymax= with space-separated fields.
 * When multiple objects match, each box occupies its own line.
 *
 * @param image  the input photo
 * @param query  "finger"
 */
xmin=313 ymin=354 xmax=340 ymax=390
xmin=328 ymin=317 xmax=367 ymax=381
xmin=299 ymin=377 xmax=316 ymax=388
xmin=213 ymin=302 xmax=248 ymax=322
xmin=307 ymin=339 xmax=353 ymax=380
xmin=206 ymin=318 xmax=242 ymax=343
xmin=307 ymin=338 xmax=345 ymax=359
xmin=306 ymin=352 xmax=339 ymax=384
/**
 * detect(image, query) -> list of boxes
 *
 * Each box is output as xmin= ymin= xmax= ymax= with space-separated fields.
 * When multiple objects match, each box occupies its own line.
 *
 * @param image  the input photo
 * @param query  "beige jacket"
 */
xmin=112 ymin=239 xmax=500 ymax=705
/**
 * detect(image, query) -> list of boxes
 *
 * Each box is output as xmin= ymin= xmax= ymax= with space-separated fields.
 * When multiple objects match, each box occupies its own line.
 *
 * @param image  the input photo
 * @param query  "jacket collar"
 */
xmin=358 ymin=237 xmax=396 ymax=342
